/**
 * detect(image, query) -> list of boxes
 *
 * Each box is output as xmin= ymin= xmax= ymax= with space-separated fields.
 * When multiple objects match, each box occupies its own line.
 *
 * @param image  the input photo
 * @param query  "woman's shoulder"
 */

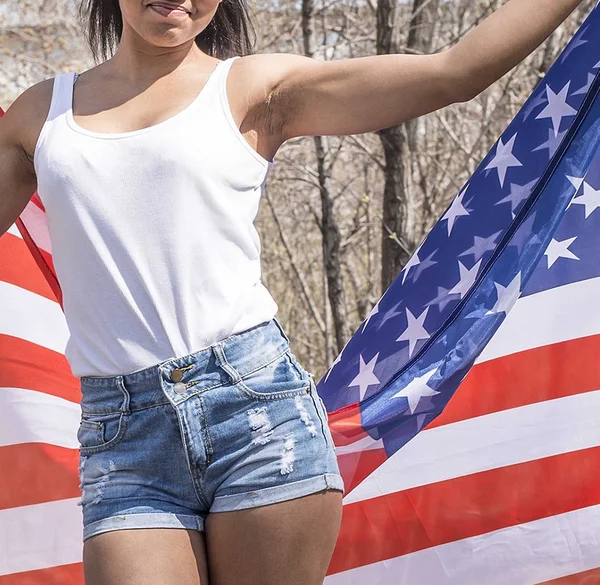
xmin=5 ymin=78 xmax=56 ymax=161
xmin=9 ymin=62 xmax=100 ymax=158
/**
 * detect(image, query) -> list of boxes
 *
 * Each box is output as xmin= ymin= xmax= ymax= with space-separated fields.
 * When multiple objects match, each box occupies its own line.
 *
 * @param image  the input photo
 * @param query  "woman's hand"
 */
xmin=253 ymin=0 xmax=586 ymax=145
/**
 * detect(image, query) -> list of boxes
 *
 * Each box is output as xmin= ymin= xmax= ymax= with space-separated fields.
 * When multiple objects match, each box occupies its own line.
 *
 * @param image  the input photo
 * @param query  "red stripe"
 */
xmin=329 ymin=403 xmax=365 ymax=446
xmin=429 ymin=333 xmax=600 ymax=430
xmin=537 ymin=567 xmax=600 ymax=584
xmin=0 ymin=562 xmax=83 ymax=585
xmin=0 ymin=233 xmax=57 ymax=301
xmin=30 ymin=193 xmax=46 ymax=212
xmin=0 ymin=335 xmax=79 ymax=402
xmin=0 ymin=444 xmax=79 ymax=510
xmin=15 ymin=218 xmax=63 ymax=306
xmin=329 ymin=446 xmax=600 ymax=574
xmin=337 ymin=448 xmax=387 ymax=494
xmin=329 ymin=404 xmax=384 ymax=492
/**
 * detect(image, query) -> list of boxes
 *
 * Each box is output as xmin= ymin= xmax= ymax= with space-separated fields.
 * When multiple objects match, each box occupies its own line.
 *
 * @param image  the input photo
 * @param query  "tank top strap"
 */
xmin=47 ymin=72 xmax=78 ymax=122
xmin=214 ymin=55 xmax=240 ymax=104
xmin=216 ymin=55 xmax=240 ymax=77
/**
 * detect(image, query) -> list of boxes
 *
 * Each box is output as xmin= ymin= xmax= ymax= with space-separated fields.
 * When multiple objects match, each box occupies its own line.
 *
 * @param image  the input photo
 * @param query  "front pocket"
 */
xmin=77 ymin=411 xmax=129 ymax=454
xmin=236 ymin=350 xmax=312 ymax=401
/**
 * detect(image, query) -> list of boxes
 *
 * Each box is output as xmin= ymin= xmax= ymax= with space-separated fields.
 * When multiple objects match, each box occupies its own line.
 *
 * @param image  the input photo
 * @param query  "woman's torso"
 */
xmin=32 ymin=56 xmax=279 ymax=378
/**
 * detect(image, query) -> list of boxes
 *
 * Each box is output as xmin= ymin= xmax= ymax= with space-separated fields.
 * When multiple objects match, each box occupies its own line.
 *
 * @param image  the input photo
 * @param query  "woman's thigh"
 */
xmin=205 ymin=489 xmax=343 ymax=585
xmin=82 ymin=528 xmax=209 ymax=585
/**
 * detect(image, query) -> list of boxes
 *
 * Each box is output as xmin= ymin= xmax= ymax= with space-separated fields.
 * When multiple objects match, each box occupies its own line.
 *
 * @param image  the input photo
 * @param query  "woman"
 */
xmin=0 ymin=0 xmax=586 ymax=583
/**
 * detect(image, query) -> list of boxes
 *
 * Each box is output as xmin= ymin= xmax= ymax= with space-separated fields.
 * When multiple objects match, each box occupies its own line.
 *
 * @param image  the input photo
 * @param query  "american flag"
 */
xmin=320 ymin=6 xmax=600 ymax=583
xmin=1 ymin=7 xmax=600 ymax=584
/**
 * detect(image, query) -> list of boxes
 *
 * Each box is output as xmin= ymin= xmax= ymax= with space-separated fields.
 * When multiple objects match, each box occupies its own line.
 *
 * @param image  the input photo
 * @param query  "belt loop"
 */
xmin=212 ymin=341 xmax=242 ymax=384
xmin=116 ymin=375 xmax=131 ymax=413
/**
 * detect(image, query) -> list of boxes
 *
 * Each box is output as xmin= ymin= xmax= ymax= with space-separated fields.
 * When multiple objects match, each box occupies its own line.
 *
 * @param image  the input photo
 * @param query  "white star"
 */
xmin=426 ymin=286 xmax=460 ymax=311
xmin=392 ymin=368 xmax=439 ymax=414
xmin=348 ymin=353 xmax=380 ymax=401
xmin=573 ymin=73 xmax=595 ymax=96
xmin=459 ymin=231 xmax=502 ymax=262
xmin=566 ymin=175 xmax=585 ymax=210
xmin=567 ymin=175 xmax=585 ymax=192
xmin=324 ymin=337 xmax=350 ymax=383
xmin=571 ymin=181 xmax=600 ymax=219
xmin=544 ymin=237 xmax=580 ymax=268
xmin=560 ymin=30 xmax=588 ymax=63
xmin=377 ymin=301 xmax=403 ymax=330
xmin=486 ymin=273 xmax=522 ymax=316
xmin=521 ymin=91 xmax=548 ymax=121
xmin=401 ymin=244 xmax=437 ymax=285
xmin=496 ymin=179 xmax=538 ymax=215
xmin=536 ymin=83 xmax=577 ymax=137
xmin=510 ymin=213 xmax=540 ymax=255
xmin=448 ymin=260 xmax=482 ymax=298
xmin=324 ymin=356 xmax=342 ymax=383
xmin=533 ymin=128 xmax=567 ymax=159
xmin=412 ymin=250 xmax=438 ymax=282
xmin=396 ymin=308 xmax=430 ymax=357
xmin=485 ymin=134 xmax=523 ymax=187
xmin=402 ymin=249 xmax=422 ymax=284
xmin=361 ymin=299 xmax=381 ymax=332
xmin=442 ymin=187 xmax=470 ymax=236
xmin=594 ymin=60 xmax=600 ymax=71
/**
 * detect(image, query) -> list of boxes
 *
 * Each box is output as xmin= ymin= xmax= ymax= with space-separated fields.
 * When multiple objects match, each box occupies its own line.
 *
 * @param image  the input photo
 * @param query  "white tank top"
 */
xmin=33 ymin=56 xmax=279 ymax=378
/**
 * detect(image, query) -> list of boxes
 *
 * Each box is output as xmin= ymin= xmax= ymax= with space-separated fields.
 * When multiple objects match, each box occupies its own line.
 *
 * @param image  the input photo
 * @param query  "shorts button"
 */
xmin=170 ymin=369 xmax=184 ymax=383
xmin=173 ymin=382 xmax=187 ymax=394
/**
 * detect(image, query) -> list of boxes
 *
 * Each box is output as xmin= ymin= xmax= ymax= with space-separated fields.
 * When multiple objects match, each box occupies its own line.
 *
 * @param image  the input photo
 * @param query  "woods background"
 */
xmin=0 ymin=0 xmax=594 ymax=379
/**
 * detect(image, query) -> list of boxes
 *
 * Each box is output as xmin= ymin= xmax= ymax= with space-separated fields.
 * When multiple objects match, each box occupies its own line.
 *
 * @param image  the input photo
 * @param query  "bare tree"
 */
xmin=301 ymin=0 xmax=349 ymax=359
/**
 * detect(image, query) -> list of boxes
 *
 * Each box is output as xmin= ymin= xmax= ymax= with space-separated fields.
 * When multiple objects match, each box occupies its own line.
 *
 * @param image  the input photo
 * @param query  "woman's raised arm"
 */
xmin=256 ymin=0 xmax=586 ymax=142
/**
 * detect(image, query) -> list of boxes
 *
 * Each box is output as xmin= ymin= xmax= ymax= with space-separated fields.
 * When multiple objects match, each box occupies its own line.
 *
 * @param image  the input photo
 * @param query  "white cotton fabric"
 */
xmin=33 ymin=56 xmax=279 ymax=377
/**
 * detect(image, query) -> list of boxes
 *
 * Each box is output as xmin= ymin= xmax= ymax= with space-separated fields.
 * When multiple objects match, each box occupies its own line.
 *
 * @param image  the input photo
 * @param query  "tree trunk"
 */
xmin=407 ymin=0 xmax=439 ymax=54
xmin=378 ymin=125 xmax=411 ymax=289
xmin=406 ymin=0 xmax=440 ymax=150
xmin=301 ymin=0 xmax=349 ymax=353
xmin=378 ymin=0 xmax=439 ymax=290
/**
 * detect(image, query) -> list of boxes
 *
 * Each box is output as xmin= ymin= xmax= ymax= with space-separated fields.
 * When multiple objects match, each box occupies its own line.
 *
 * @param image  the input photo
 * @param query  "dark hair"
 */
xmin=78 ymin=0 xmax=257 ymax=63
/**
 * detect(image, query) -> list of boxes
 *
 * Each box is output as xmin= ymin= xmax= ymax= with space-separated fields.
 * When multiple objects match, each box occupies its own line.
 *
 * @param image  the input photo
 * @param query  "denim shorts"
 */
xmin=76 ymin=318 xmax=344 ymax=541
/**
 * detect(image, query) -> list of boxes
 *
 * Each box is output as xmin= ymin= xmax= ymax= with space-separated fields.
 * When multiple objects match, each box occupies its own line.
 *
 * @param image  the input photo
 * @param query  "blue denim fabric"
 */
xmin=76 ymin=318 xmax=344 ymax=541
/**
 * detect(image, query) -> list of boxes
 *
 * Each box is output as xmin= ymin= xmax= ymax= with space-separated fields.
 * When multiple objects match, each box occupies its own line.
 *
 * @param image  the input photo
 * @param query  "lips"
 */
xmin=147 ymin=2 xmax=191 ymax=13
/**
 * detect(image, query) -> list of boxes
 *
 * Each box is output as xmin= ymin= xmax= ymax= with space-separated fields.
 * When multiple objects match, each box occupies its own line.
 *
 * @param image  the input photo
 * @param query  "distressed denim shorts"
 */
xmin=76 ymin=318 xmax=344 ymax=542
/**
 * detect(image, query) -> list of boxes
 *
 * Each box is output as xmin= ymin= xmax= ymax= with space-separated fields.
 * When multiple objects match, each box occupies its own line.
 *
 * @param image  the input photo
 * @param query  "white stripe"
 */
xmin=0 ymin=387 xmax=80 ymax=449
xmin=335 ymin=435 xmax=383 ymax=455
xmin=6 ymin=223 xmax=22 ymax=238
xmin=0 ymin=281 xmax=68 ymax=354
xmin=325 ymin=505 xmax=600 ymax=585
xmin=0 ymin=498 xmax=82 ymax=576
xmin=477 ymin=277 xmax=600 ymax=363
xmin=344 ymin=390 xmax=600 ymax=504
xmin=19 ymin=201 xmax=52 ymax=253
